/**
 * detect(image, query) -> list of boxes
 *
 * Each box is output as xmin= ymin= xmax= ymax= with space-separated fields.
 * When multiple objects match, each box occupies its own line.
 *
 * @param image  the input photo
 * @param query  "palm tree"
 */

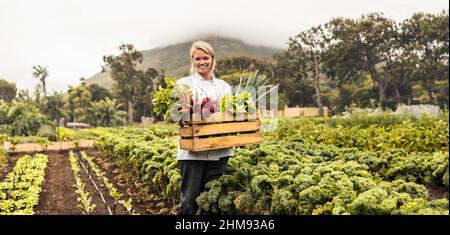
xmin=32 ymin=65 xmax=49 ymax=96
xmin=90 ymin=97 xmax=127 ymax=127
xmin=45 ymin=91 xmax=66 ymax=122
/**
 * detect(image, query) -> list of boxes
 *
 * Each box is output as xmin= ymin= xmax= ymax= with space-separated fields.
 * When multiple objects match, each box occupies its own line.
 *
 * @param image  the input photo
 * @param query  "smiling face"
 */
xmin=192 ymin=49 xmax=213 ymax=77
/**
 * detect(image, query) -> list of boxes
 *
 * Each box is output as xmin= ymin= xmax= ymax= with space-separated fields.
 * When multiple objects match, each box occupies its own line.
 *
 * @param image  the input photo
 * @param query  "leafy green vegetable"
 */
xmin=152 ymin=77 xmax=191 ymax=121
xmin=0 ymin=154 xmax=48 ymax=215
xmin=93 ymin=114 xmax=449 ymax=215
xmin=219 ymin=92 xmax=256 ymax=115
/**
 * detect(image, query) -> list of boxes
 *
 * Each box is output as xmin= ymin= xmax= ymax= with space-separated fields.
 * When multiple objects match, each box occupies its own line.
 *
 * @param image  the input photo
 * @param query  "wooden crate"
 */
xmin=179 ymin=112 xmax=262 ymax=151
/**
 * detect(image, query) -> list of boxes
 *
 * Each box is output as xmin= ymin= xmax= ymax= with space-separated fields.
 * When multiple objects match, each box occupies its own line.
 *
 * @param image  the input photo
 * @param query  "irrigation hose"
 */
xmin=75 ymin=152 xmax=113 ymax=215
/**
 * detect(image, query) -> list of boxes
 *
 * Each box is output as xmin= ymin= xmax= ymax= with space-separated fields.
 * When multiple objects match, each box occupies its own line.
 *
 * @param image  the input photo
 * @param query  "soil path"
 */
xmin=2 ymin=148 xmax=178 ymax=215
xmin=35 ymin=151 xmax=81 ymax=215
xmin=4 ymin=140 xmax=94 ymax=153
xmin=34 ymin=149 xmax=152 ymax=215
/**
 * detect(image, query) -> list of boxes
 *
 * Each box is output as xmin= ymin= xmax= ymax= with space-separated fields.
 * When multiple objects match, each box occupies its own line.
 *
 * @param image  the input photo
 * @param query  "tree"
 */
xmin=134 ymin=67 xmax=159 ymax=119
xmin=88 ymin=83 xmax=112 ymax=102
xmin=32 ymin=65 xmax=49 ymax=97
xmin=65 ymin=86 xmax=76 ymax=122
xmin=45 ymin=91 xmax=66 ymax=122
xmin=326 ymin=13 xmax=398 ymax=107
xmin=65 ymin=78 xmax=92 ymax=123
xmin=273 ymin=50 xmax=316 ymax=107
xmin=102 ymin=43 xmax=143 ymax=124
xmin=401 ymin=10 xmax=449 ymax=105
xmin=89 ymin=97 xmax=127 ymax=127
xmin=0 ymin=79 xmax=17 ymax=102
xmin=16 ymin=89 xmax=33 ymax=103
xmin=285 ymin=25 xmax=332 ymax=116
xmin=382 ymin=47 xmax=412 ymax=104
xmin=215 ymin=56 xmax=274 ymax=79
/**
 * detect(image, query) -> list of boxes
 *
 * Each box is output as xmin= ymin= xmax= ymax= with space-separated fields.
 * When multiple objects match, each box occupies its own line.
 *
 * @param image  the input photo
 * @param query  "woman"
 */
xmin=176 ymin=41 xmax=233 ymax=215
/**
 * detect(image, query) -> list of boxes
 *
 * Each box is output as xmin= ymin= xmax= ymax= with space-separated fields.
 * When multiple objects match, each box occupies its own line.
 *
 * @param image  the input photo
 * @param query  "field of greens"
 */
xmin=0 ymin=112 xmax=448 ymax=215
xmin=93 ymin=114 xmax=449 ymax=215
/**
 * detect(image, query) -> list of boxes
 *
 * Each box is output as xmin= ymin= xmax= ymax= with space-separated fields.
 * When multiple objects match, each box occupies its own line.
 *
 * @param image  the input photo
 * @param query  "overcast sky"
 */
xmin=0 ymin=0 xmax=448 ymax=92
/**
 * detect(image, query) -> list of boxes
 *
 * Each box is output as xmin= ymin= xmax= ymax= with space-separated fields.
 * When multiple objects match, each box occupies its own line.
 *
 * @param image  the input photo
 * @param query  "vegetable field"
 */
xmin=0 ymin=114 xmax=448 ymax=215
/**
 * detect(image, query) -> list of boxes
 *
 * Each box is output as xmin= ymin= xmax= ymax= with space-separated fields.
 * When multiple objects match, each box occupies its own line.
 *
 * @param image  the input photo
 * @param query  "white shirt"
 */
xmin=176 ymin=72 xmax=234 ymax=161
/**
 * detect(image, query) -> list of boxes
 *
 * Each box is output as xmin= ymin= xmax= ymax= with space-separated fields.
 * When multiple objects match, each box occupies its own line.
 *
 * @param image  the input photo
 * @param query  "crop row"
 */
xmin=69 ymin=151 xmax=96 ymax=214
xmin=197 ymin=137 xmax=448 ymax=215
xmin=94 ymin=128 xmax=181 ymax=206
xmin=93 ymin=118 xmax=449 ymax=214
xmin=79 ymin=151 xmax=136 ymax=214
xmin=0 ymin=154 xmax=48 ymax=215
xmin=270 ymin=118 xmax=449 ymax=153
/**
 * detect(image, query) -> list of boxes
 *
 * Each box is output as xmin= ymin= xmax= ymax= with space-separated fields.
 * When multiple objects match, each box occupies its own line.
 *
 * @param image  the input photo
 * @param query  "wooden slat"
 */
xmin=179 ymin=137 xmax=195 ymax=150
xmin=182 ymin=112 xmax=259 ymax=125
xmin=179 ymin=120 xmax=260 ymax=137
xmin=179 ymin=132 xmax=262 ymax=152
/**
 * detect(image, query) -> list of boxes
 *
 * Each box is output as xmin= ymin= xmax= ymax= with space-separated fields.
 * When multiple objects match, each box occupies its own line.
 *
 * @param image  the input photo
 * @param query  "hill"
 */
xmin=86 ymin=36 xmax=281 ymax=89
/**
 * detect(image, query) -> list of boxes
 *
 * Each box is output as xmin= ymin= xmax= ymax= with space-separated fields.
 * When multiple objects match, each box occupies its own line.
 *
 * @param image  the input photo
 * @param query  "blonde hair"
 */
xmin=189 ymin=41 xmax=216 ymax=76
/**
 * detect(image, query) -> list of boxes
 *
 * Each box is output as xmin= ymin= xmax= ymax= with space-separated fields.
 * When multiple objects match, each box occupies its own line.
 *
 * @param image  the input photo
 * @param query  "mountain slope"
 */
xmin=86 ymin=36 xmax=281 ymax=89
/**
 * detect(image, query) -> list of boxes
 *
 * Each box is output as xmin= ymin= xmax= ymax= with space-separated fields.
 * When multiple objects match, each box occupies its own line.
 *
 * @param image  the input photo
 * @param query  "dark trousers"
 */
xmin=178 ymin=157 xmax=229 ymax=215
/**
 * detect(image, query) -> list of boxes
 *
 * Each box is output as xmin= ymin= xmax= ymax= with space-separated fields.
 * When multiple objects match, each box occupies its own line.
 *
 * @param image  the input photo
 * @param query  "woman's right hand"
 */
xmin=177 ymin=107 xmax=191 ymax=125
xmin=180 ymin=91 xmax=193 ymax=106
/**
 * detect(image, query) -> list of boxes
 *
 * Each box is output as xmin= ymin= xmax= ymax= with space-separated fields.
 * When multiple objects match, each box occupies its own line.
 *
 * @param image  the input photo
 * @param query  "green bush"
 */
xmin=0 ymin=125 xmax=12 ymax=135
xmin=0 ymin=100 xmax=48 ymax=136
